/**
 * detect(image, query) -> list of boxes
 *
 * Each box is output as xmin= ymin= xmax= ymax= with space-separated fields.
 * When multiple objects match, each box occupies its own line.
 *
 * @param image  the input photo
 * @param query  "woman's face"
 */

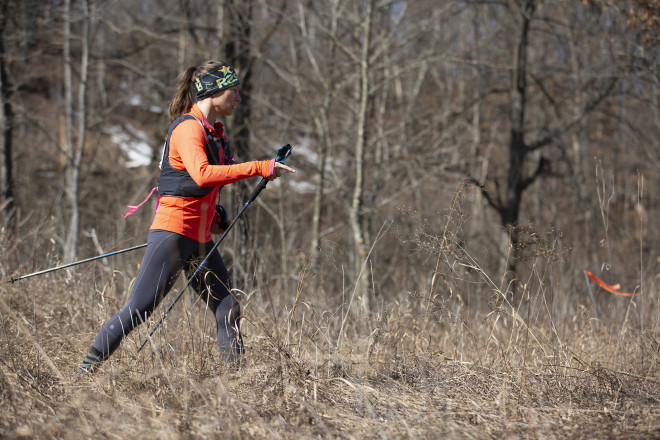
xmin=212 ymin=86 xmax=241 ymax=116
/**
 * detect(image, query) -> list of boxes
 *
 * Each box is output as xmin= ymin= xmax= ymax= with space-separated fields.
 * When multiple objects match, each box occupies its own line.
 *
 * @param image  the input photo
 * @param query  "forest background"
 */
xmin=0 ymin=0 xmax=658 ymax=438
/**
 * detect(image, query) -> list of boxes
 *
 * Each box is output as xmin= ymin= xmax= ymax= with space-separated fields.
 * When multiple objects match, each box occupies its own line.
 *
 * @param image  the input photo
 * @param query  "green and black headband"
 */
xmin=193 ymin=65 xmax=240 ymax=101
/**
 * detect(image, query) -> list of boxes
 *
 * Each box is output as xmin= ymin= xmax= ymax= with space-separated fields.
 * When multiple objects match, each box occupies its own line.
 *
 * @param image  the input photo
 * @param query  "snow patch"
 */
xmin=128 ymin=95 xmax=164 ymax=114
xmin=108 ymin=124 xmax=154 ymax=168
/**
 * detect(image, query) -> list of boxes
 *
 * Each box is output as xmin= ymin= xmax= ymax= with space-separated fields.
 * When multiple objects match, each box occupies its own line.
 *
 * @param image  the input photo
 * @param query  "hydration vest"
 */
xmin=158 ymin=114 xmax=227 ymax=198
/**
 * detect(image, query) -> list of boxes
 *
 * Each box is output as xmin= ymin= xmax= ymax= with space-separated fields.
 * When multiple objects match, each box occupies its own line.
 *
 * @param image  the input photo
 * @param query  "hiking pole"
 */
xmin=7 ymin=243 xmax=148 ymax=283
xmin=137 ymin=144 xmax=292 ymax=353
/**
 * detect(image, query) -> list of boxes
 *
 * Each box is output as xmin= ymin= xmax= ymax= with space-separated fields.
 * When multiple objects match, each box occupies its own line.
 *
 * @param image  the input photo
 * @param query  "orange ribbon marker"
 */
xmin=586 ymin=271 xmax=643 ymax=297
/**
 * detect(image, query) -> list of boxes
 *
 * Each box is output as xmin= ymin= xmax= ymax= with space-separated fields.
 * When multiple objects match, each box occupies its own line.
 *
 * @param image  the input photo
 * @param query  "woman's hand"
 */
xmin=270 ymin=161 xmax=296 ymax=180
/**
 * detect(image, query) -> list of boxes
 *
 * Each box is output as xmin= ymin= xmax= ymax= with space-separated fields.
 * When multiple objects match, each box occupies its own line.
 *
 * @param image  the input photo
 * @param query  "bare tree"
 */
xmin=61 ymin=0 xmax=92 ymax=261
xmin=348 ymin=0 xmax=375 ymax=310
xmin=296 ymin=0 xmax=339 ymax=258
xmin=220 ymin=0 xmax=288 ymax=288
xmin=0 ymin=0 xmax=13 ymax=224
xmin=469 ymin=0 xmax=618 ymax=276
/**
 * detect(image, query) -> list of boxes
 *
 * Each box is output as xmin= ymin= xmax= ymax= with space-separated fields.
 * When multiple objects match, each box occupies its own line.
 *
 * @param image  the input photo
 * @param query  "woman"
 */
xmin=77 ymin=60 xmax=295 ymax=372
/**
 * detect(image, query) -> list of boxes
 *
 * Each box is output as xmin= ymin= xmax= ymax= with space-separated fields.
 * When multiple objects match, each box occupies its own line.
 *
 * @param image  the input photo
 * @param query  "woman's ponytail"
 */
xmin=168 ymin=66 xmax=197 ymax=122
xmin=167 ymin=60 xmax=228 ymax=122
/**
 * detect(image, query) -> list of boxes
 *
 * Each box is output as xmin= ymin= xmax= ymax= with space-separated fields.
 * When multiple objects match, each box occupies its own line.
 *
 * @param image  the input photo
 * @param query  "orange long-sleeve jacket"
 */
xmin=150 ymin=104 xmax=274 ymax=242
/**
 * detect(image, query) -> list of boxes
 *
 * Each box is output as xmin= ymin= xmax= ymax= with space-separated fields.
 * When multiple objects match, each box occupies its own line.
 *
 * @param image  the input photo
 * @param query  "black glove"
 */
xmin=214 ymin=205 xmax=231 ymax=230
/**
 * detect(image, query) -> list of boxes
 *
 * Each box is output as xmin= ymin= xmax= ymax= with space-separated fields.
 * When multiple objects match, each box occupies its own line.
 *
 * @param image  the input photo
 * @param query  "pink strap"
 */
xmin=123 ymin=187 xmax=159 ymax=218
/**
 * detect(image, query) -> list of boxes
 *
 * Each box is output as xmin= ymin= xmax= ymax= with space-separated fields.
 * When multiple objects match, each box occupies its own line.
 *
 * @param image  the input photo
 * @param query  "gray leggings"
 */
xmin=92 ymin=229 xmax=243 ymax=360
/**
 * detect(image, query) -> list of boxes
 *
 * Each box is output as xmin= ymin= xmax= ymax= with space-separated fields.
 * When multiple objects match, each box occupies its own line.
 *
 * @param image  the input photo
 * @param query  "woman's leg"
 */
xmin=78 ymin=230 xmax=193 ymax=372
xmin=185 ymin=242 xmax=243 ymax=362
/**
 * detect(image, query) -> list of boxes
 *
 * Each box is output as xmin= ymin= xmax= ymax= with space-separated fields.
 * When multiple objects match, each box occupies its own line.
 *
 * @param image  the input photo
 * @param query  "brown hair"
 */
xmin=167 ymin=60 xmax=228 ymax=122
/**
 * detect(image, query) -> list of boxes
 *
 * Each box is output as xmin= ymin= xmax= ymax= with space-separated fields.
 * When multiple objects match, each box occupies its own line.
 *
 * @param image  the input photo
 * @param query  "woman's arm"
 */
xmin=168 ymin=120 xmax=274 ymax=186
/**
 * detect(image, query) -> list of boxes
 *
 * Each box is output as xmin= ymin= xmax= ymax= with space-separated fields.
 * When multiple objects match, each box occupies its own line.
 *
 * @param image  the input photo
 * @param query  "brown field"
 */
xmin=0 ymin=233 xmax=658 ymax=440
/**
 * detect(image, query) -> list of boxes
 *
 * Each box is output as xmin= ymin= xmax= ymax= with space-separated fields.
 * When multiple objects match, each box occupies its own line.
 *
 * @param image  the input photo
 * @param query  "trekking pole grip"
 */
xmin=246 ymin=177 xmax=269 ymax=205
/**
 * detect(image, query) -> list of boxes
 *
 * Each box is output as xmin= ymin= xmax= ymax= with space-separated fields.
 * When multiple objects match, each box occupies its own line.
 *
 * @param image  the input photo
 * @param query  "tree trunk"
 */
xmin=62 ymin=0 xmax=90 ymax=262
xmin=0 ymin=0 xmax=14 ymax=224
xmin=502 ymin=1 xmax=535 ymax=269
xmin=350 ymin=0 xmax=374 ymax=313
xmin=311 ymin=96 xmax=330 ymax=255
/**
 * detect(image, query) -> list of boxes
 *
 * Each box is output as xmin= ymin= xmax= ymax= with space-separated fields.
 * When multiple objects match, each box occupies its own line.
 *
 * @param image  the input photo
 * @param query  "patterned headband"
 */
xmin=193 ymin=65 xmax=240 ymax=101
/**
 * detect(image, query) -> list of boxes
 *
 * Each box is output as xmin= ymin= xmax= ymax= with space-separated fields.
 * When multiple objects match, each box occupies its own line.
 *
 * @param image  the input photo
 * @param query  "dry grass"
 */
xmin=0 ymin=265 xmax=658 ymax=440
xmin=0 ymin=201 xmax=658 ymax=439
